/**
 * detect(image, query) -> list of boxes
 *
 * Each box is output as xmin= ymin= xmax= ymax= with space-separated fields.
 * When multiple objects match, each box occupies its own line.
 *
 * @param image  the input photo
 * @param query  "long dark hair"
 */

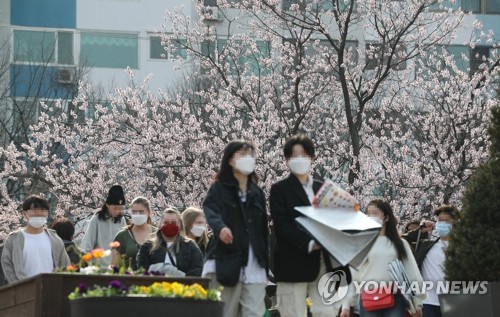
xmin=367 ymin=199 xmax=407 ymax=260
xmin=215 ymin=140 xmax=258 ymax=183
xmin=97 ymin=204 xmax=123 ymax=223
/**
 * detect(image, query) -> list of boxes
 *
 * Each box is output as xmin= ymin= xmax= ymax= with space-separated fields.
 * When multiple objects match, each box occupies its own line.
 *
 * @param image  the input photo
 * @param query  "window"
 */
xmin=430 ymin=0 xmax=500 ymax=13
xmin=415 ymin=45 xmax=468 ymax=79
xmin=470 ymin=46 xmax=491 ymax=74
xmin=282 ymin=0 xmax=354 ymax=11
xmin=429 ymin=0 xmax=460 ymax=11
xmin=301 ymin=39 xmax=358 ymax=76
xmin=13 ymin=30 xmax=74 ymax=65
xmin=304 ymin=39 xmax=358 ymax=62
xmin=216 ymin=39 xmax=271 ymax=76
xmin=80 ymin=32 xmax=138 ymax=69
xmin=366 ymin=43 xmax=407 ymax=70
xmin=149 ymin=36 xmax=187 ymax=60
xmin=462 ymin=0 xmax=500 ymax=13
xmin=415 ymin=45 xmax=493 ymax=78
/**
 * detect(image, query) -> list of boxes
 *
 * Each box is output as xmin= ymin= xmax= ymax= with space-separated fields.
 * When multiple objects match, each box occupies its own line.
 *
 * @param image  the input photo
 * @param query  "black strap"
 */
xmin=415 ymin=229 xmax=422 ymax=253
xmin=167 ymin=250 xmax=177 ymax=267
xmin=322 ymin=250 xmax=352 ymax=284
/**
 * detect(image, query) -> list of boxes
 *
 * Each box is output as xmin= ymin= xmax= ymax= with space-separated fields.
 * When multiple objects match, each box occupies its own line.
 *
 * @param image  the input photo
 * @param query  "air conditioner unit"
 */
xmin=57 ymin=68 xmax=74 ymax=84
xmin=201 ymin=6 xmax=221 ymax=21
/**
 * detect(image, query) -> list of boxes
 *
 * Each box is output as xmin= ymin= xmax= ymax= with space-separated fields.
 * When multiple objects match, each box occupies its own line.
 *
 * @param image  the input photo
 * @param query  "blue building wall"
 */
xmin=11 ymin=0 xmax=76 ymax=28
xmin=10 ymin=65 xmax=75 ymax=99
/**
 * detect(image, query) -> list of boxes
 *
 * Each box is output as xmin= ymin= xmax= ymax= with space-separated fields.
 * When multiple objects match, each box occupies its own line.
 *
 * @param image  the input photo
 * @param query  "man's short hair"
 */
xmin=283 ymin=134 xmax=315 ymax=159
xmin=22 ymin=195 xmax=50 ymax=211
xmin=51 ymin=218 xmax=75 ymax=241
xmin=434 ymin=205 xmax=458 ymax=219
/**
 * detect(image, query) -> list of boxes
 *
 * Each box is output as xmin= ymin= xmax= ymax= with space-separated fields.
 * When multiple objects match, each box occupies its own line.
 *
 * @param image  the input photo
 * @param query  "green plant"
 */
xmin=445 ymin=106 xmax=500 ymax=282
xmin=68 ymin=280 xmax=222 ymax=301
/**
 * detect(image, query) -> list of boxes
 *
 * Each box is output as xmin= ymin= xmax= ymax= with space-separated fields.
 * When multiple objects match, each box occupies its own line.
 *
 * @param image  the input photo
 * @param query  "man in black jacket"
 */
xmin=270 ymin=134 xmax=341 ymax=317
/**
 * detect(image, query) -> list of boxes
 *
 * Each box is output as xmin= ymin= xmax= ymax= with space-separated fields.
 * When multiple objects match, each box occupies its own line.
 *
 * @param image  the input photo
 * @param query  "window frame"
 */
xmin=149 ymin=35 xmax=188 ymax=61
xmin=365 ymin=42 xmax=407 ymax=71
xmin=12 ymin=28 xmax=75 ymax=66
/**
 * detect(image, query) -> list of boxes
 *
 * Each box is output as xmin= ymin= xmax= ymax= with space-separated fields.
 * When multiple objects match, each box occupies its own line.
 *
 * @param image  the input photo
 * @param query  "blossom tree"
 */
xmin=0 ymin=0 xmax=499 ymax=242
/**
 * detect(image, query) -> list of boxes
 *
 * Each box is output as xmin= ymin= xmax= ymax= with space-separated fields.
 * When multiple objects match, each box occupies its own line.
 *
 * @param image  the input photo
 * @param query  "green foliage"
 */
xmin=68 ymin=280 xmax=222 ymax=301
xmin=445 ymin=106 xmax=500 ymax=282
xmin=489 ymin=106 xmax=500 ymax=158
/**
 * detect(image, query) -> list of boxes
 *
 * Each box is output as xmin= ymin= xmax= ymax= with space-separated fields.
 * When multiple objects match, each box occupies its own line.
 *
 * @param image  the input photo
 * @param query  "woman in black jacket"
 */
xmin=137 ymin=208 xmax=203 ymax=276
xmin=202 ymin=140 xmax=269 ymax=317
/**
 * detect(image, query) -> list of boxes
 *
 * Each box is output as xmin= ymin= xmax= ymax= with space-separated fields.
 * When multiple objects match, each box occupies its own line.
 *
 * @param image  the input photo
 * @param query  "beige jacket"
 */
xmin=1 ymin=228 xmax=70 ymax=284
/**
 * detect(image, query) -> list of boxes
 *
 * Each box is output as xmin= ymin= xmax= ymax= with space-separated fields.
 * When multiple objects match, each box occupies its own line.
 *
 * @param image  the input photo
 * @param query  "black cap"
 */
xmin=105 ymin=185 xmax=125 ymax=205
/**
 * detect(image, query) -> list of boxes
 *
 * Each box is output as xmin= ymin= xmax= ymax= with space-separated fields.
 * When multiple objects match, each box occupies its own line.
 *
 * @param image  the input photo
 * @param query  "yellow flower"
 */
xmin=306 ymin=297 xmax=313 ymax=308
xmin=183 ymin=289 xmax=194 ymax=298
xmin=91 ymin=248 xmax=105 ymax=258
xmin=138 ymin=285 xmax=150 ymax=294
xmin=171 ymin=282 xmax=185 ymax=296
xmin=81 ymin=253 xmax=93 ymax=262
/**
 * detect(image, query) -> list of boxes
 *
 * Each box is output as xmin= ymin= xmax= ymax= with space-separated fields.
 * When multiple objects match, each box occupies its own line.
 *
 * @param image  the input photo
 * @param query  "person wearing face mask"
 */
xmin=111 ymin=196 xmax=156 ymax=269
xmin=270 ymin=134 xmax=348 ymax=317
xmin=182 ymin=207 xmax=210 ymax=257
xmin=136 ymin=208 xmax=203 ymax=276
xmin=80 ymin=185 xmax=127 ymax=266
xmin=403 ymin=205 xmax=457 ymax=317
xmin=1 ymin=195 xmax=70 ymax=284
xmin=340 ymin=200 xmax=425 ymax=317
xmin=202 ymin=140 xmax=268 ymax=317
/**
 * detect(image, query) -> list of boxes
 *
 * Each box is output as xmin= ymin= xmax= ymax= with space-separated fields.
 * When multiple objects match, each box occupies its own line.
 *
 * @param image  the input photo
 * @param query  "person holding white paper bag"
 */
xmin=340 ymin=200 xmax=425 ymax=317
xmin=270 ymin=134 xmax=347 ymax=317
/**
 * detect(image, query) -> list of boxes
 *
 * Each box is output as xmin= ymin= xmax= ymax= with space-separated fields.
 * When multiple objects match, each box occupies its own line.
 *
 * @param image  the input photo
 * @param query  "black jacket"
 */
xmin=203 ymin=178 xmax=268 ymax=271
xmin=270 ymin=174 xmax=324 ymax=282
xmin=402 ymin=229 xmax=440 ymax=268
xmin=136 ymin=237 xmax=203 ymax=276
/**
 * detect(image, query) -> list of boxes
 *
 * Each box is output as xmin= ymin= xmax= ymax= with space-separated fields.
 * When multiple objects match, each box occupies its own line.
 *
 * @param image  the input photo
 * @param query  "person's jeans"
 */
xmin=359 ymin=293 xmax=406 ymax=317
xmin=423 ymin=304 xmax=442 ymax=317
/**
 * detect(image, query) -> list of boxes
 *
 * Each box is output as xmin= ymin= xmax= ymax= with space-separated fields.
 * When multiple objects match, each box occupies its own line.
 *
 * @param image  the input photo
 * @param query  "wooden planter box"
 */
xmin=0 ymin=273 xmax=210 ymax=317
xmin=70 ymin=297 xmax=223 ymax=317
xmin=439 ymin=282 xmax=500 ymax=317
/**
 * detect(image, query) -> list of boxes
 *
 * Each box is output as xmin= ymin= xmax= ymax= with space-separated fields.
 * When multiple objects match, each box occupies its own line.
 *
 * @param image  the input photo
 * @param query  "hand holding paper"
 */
xmin=295 ymin=180 xmax=380 ymax=268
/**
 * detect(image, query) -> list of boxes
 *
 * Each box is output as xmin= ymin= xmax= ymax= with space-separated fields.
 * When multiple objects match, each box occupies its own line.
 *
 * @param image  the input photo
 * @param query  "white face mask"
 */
xmin=368 ymin=216 xmax=384 ymax=226
xmin=234 ymin=155 xmax=256 ymax=175
xmin=190 ymin=224 xmax=206 ymax=237
xmin=288 ymin=157 xmax=312 ymax=175
xmin=28 ymin=217 xmax=47 ymax=229
xmin=131 ymin=214 xmax=148 ymax=226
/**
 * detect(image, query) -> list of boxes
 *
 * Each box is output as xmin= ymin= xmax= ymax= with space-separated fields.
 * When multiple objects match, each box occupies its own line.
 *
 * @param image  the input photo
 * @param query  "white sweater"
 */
xmin=80 ymin=214 xmax=126 ymax=265
xmin=342 ymin=236 xmax=426 ymax=309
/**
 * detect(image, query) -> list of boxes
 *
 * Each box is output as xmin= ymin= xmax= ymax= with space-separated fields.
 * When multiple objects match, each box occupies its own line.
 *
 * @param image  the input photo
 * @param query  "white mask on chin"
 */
xmin=288 ymin=157 xmax=312 ymax=175
xmin=131 ymin=214 xmax=148 ymax=226
xmin=368 ymin=216 xmax=384 ymax=226
xmin=234 ymin=156 xmax=256 ymax=175
xmin=190 ymin=224 xmax=206 ymax=237
xmin=28 ymin=217 xmax=47 ymax=229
